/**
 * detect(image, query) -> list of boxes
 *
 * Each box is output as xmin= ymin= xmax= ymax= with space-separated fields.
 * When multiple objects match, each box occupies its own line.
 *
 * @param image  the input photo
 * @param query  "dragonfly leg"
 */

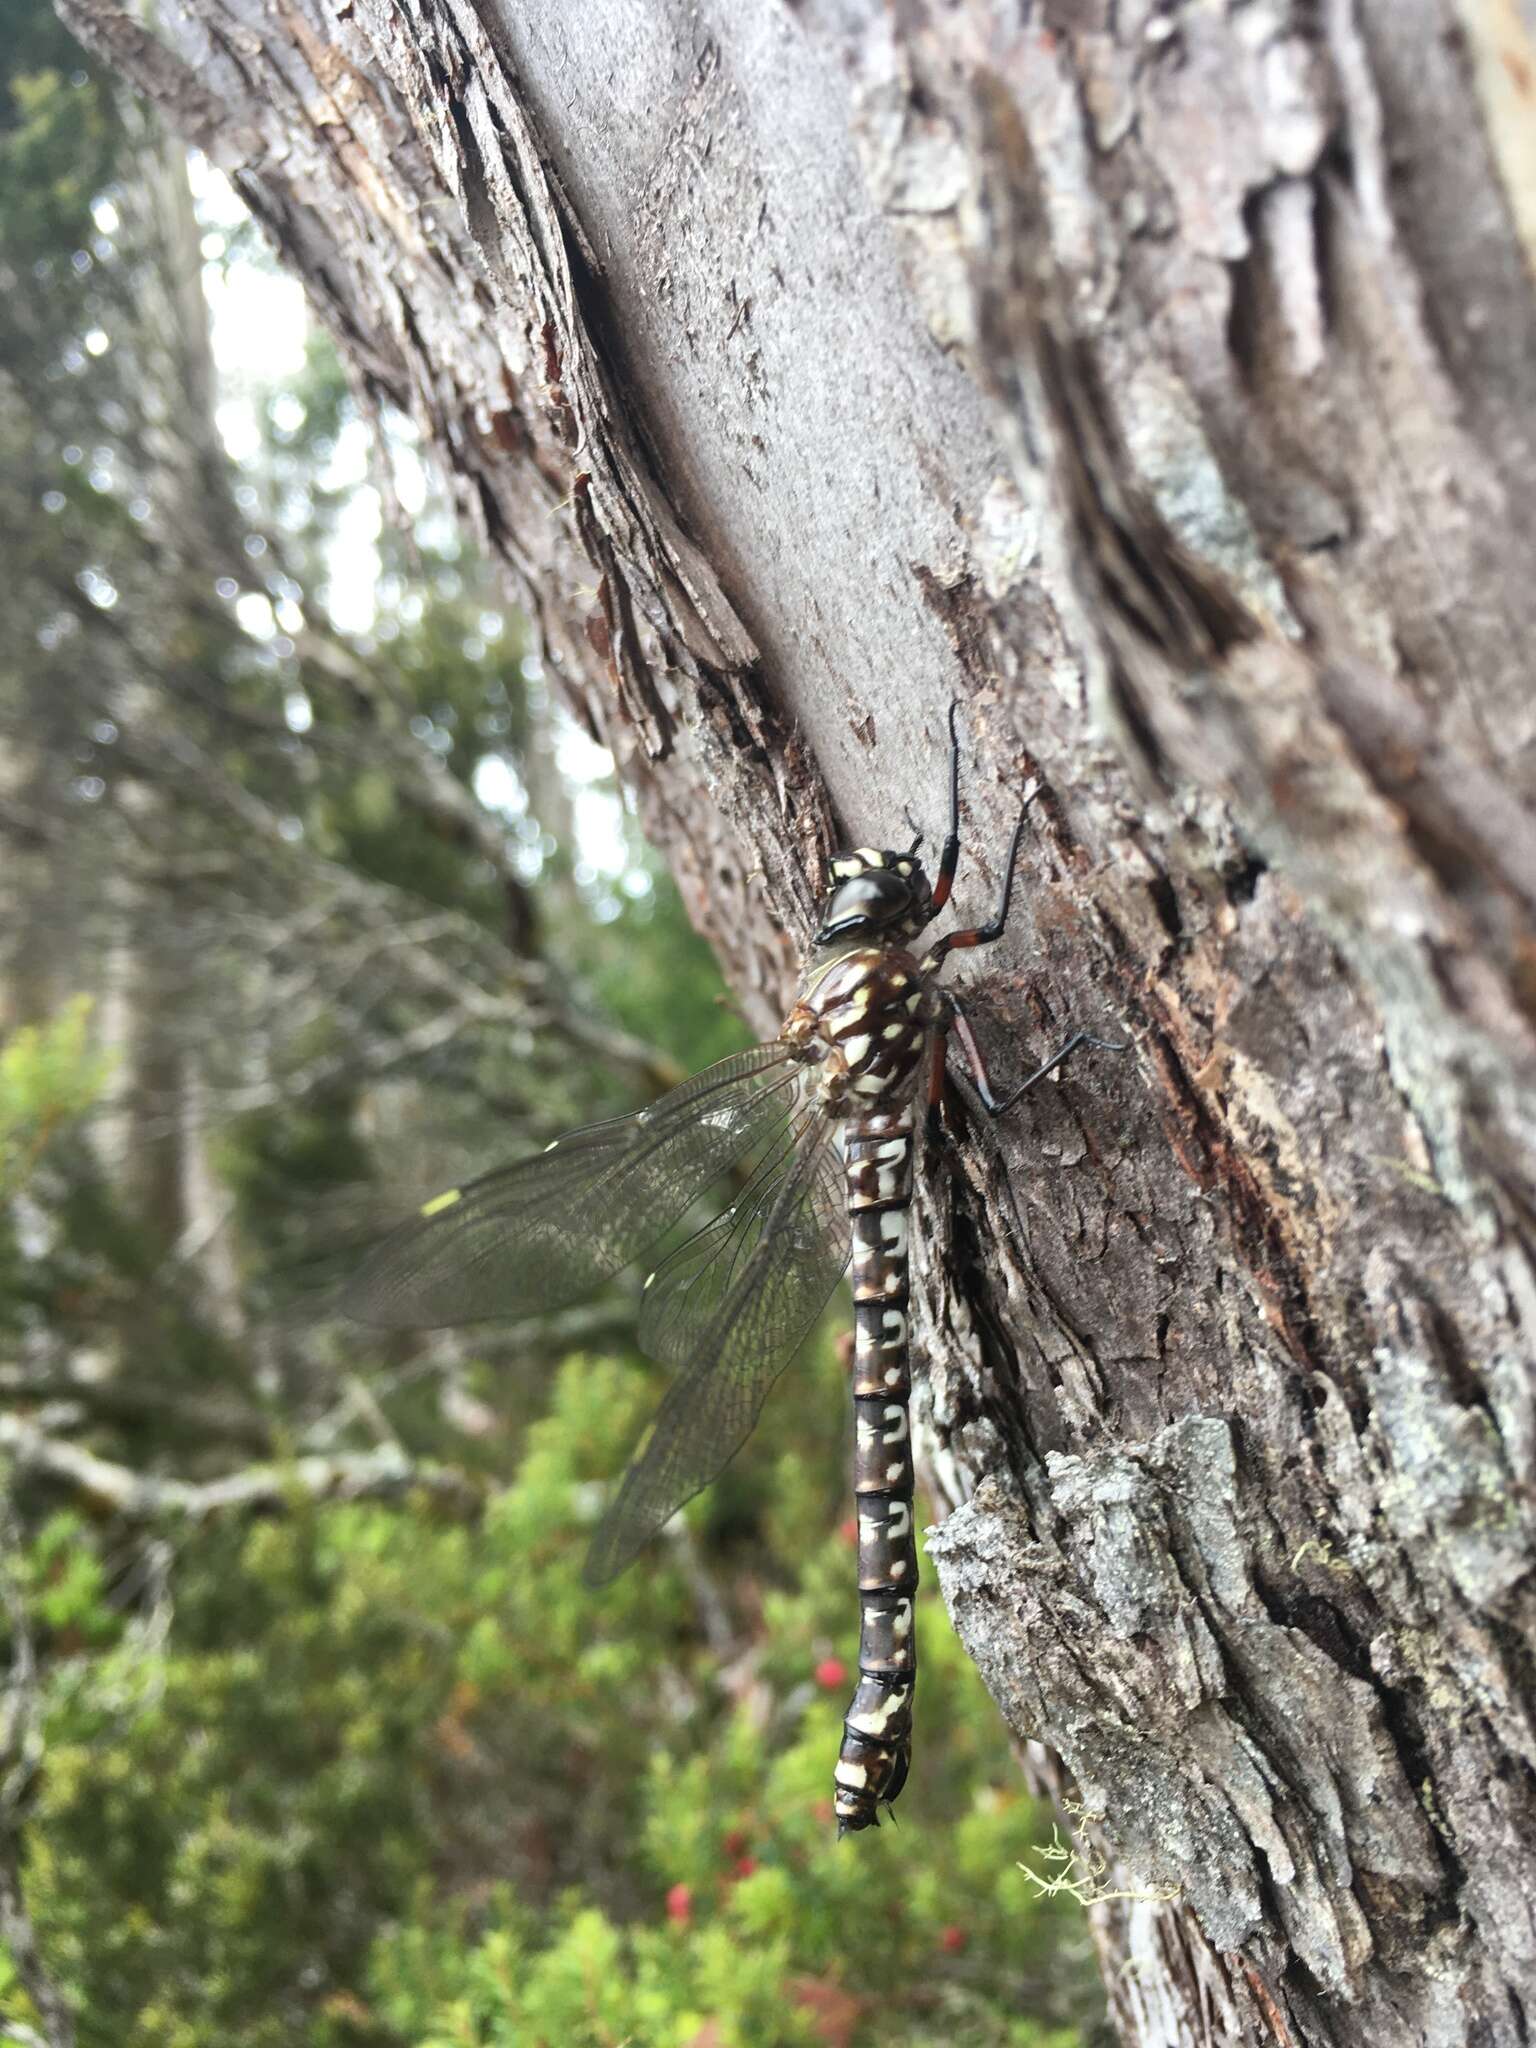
xmin=923 ymin=772 xmax=1041 ymax=965
xmin=923 ymin=1021 xmax=950 ymax=1145
xmin=928 ymin=701 xmax=965 ymax=914
xmin=942 ymin=990 xmax=1127 ymax=1118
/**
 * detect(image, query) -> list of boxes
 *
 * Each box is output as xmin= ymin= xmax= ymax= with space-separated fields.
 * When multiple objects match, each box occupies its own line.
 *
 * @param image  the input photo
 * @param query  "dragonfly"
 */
xmin=335 ymin=705 xmax=1123 ymax=1834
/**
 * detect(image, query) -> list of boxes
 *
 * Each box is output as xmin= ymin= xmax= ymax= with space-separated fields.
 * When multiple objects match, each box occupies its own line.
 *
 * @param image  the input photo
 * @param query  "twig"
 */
xmin=0 ymin=1418 xmax=479 ymax=1521
xmin=1017 ymin=1822 xmax=1180 ymax=1912
xmin=0 ymin=1371 xmax=273 ymax=1454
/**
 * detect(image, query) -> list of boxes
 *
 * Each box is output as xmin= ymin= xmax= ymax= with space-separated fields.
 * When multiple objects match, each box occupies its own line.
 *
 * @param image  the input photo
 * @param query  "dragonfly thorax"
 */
xmin=783 ymin=944 xmax=933 ymax=1119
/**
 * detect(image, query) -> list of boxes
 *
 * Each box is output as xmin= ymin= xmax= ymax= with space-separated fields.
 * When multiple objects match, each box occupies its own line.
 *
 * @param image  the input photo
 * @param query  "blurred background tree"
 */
xmin=0 ymin=6 xmax=1106 ymax=2041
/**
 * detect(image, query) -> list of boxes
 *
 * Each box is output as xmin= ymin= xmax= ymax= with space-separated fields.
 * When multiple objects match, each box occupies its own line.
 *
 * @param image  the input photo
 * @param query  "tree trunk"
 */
xmin=56 ymin=0 xmax=1536 ymax=2040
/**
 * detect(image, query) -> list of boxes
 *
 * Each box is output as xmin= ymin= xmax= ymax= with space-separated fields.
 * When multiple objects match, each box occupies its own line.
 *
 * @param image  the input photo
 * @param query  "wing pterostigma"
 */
xmin=334 ymin=1044 xmax=804 ymax=1329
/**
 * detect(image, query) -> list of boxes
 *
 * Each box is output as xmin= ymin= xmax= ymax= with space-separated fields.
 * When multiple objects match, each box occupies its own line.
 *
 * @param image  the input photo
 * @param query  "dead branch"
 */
xmin=0 ymin=1417 xmax=480 ymax=1521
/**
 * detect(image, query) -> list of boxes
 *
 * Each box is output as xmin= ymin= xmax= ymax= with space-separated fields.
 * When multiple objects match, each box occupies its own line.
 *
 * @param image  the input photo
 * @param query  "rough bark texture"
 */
xmin=58 ymin=0 xmax=1536 ymax=2041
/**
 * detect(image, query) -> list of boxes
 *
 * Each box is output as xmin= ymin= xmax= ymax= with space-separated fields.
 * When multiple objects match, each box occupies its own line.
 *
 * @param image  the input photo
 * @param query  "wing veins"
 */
xmin=639 ymin=1100 xmax=823 ymax=1366
xmin=337 ymin=1044 xmax=802 ymax=1328
xmin=586 ymin=1120 xmax=850 ymax=1586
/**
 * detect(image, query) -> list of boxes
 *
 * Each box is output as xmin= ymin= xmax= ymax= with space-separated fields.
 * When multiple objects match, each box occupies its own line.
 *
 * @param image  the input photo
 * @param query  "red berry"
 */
xmin=939 ymin=1924 xmax=968 ymax=1953
xmin=839 ymin=1517 xmax=858 ymax=1546
xmin=666 ymin=1882 xmax=692 ymax=1925
xmin=722 ymin=1828 xmax=750 ymax=1858
xmin=814 ymin=1656 xmax=848 ymax=1690
xmin=732 ymin=1854 xmax=758 ymax=1881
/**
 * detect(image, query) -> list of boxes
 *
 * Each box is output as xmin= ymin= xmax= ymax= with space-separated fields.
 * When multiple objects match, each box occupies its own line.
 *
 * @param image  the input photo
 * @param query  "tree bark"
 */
xmin=55 ymin=0 xmax=1536 ymax=2041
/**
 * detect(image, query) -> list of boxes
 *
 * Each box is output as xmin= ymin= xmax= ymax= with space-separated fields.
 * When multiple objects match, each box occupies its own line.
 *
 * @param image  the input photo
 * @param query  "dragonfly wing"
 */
xmin=637 ymin=1098 xmax=817 ymax=1368
xmin=584 ymin=1124 xmax=850 ymax=1586
xmin=335 ymin=1044 xmax=802 ymax=1328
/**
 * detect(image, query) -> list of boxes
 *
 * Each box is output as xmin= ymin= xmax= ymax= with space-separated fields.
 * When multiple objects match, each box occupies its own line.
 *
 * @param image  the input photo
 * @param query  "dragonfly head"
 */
xmin=814 ymin=847 xmax=933 ymax=947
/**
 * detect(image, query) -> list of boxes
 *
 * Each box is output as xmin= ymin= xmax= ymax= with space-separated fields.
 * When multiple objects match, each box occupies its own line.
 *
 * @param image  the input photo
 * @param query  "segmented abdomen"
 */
xmin=836 ymin=1113 xmax=917 ymax=1835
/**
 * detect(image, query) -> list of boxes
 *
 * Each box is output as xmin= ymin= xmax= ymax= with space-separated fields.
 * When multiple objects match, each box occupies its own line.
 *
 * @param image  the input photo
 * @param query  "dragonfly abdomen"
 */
xmin=836 ymin=1113 xmax=918 ymax=1836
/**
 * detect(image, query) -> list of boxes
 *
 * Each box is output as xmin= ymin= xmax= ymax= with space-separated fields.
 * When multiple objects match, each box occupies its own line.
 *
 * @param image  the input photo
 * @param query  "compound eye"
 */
xmin=821 ymin=871 xmax=910 ymax=930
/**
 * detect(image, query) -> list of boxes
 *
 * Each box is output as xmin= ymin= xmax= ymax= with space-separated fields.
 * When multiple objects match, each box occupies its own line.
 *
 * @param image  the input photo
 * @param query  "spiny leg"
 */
xmin=942 ymin=990 xmax=1127 ymax=1118
xmin=923 ymin=770 xmax=1041 ymax=966
xmin=924 ymin=1010 xmax=954 ymax=1146
xmin=919 ymin=752 xmax=1124 ymax=1100
xmin=928 ymin=701 xmax=965 ymax=915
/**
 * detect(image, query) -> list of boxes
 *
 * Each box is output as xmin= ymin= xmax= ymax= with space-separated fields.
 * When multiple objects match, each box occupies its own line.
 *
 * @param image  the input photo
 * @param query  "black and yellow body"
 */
xmin=335 ymin=708 xmax=1122 ymax=1840
xmin=778 ymin=824 xmax=987 ymax=1834
xmin=779 ymin=778 xmax=1121 ymax=1831
xmin=783 ymin=914 xmax=929 ymax=1835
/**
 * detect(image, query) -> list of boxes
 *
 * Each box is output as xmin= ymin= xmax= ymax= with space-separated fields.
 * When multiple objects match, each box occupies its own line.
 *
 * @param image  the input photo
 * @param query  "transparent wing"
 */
xmin=334 ymin=1045 xmax=802 ymax=1328
xmin=584 ymin=1120 xmax=850 ymax=1587
xmin=636 ymin=1100 xmax=837 ymax=1368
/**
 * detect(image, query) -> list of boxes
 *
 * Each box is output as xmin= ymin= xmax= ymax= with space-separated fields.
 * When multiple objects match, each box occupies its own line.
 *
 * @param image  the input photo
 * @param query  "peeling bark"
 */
xmin=56 ymin=0 xmax=1536 ymax=2041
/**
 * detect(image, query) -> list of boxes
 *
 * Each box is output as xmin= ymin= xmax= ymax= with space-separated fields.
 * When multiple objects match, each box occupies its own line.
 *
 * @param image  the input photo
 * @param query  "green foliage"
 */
xmin=0 ymin=27 xmax=119 ymax=258
xmin=16 ymin=1345 xmax=1100 ymax=2048
xmin=0 ymin=8 xmax=1102 ymax=2044
xmin=586 ymin=858 xmax=757 ymax=1078
xmin=0 ymin=995 xmax=112 ymax=1197
xmin=27 ymin=1513 xmax=120 ymax=1648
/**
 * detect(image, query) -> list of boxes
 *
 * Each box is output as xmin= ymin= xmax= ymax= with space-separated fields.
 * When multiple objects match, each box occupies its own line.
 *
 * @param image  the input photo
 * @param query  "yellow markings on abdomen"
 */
xmin=848 ymin=1686 xmax=909 ymax=1737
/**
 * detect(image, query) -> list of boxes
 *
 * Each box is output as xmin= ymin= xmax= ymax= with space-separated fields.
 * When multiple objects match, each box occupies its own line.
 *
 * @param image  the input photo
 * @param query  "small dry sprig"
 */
xmin=1018 ymin=1823 xmax=1181 ymax=1911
